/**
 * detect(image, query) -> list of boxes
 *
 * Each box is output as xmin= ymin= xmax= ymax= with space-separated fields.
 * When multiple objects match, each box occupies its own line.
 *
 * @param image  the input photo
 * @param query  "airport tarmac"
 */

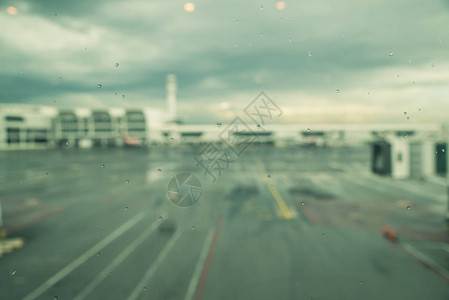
xmin=0 ymin=144 xmax=448 ymax=300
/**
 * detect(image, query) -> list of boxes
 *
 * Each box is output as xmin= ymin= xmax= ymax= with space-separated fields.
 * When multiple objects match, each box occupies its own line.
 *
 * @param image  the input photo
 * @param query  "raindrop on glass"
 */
xmin=406 ymin=206 xmax=411 ymax=210
xmin=307 ymin=51 xmax=312 ymax=57
xmin=403 ymin=135 xmax=407 ymax=139
xmin=122 ymin=94 xmax=125 ymax=99
xmin=300 ymin=201 xmax=305 ymax=206
xmin=115 ymin=63 xmax=119 ymax=67
xmin=97 ymin=84 xmax=102 ymax=88
xmin=217 ymin=122 xmax=222 ymax=127
xmin=157 ymin=168 xmax=162 ymax=172
xmin=169 ymin=137 xmax=174 ymax=142
xmin=307 ymin=128 xmax=311 ymax=131
xmin=431 ymin=63 xmax=435 ymax=68
xmin=143 ymin=287 xmax=147 ymax=291
xmin=124 ymin=206 xmax=128 ymax=210
xmin=260 ymin=33 xmax=264 ymax=37
xmin=10 ymin=269 xmax=16 ymax=276
xmin=389 ymin=51 xmax=394 ymax=56
xmin=101 ymin=164 xmax=105 ymax=168
xmin=96 ymin=252 xmax=101 ymax=256
xmin=404 ymin=112 xmax=407 ymax=115
xmin=260 ymin=5 xmax=264 ymax=10
xmin=158 ymin=216 xmax=163 ymax=221
xmin=125 ymin=180 xmax=129 ymax=184
xmin=65 ymin=142 xmax=69 ymax=146
xmin=407 ymin=117 xmax=410 ymax=120
xmin=54 ymin=297 xmax=58 ymax=300
xmin=336 ymin=89 xmax=340 ymax=93
xmin=442 ymin=149 xmax=445 ymax=153
xmin=236 ymin=19 xmax=239 ymax=24
xmin=257 ymin=124 xmax=261 ymax=129
xmin=267 ymin=174 xmax=271 ymax=179
xmin=191 ymin=226 xmax=195 ymax=230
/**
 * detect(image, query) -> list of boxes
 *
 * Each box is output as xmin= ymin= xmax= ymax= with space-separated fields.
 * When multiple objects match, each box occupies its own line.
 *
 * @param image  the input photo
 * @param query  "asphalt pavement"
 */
xmin=0 ymin=144 xmax=448 ymax=300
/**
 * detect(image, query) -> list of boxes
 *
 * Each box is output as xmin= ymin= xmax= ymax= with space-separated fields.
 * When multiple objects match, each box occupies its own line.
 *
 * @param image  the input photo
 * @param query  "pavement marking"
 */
xmin=73 ymin=219 xmax=160 ymax=300
xmin=23 ymin=212 xmax=146 ymax=300
xmin=255 ymin=157 xmax=295 ymax=220
xmin=401 ymin=243 xmax=449 ymax=284
xmin=184 ymin=229 xmax=215 ymax=300
xmin=193 ymin=215 xmax=224 ymax=300
xmin=127 ymin=230 xmax=182 ymax=300
xmin=263 ymin=178 xmax=296 ymax=220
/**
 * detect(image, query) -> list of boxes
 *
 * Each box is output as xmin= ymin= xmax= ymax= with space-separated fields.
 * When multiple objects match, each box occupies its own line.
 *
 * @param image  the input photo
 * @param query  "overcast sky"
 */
xmin=1 ymin=0 xmax=448 ymax=124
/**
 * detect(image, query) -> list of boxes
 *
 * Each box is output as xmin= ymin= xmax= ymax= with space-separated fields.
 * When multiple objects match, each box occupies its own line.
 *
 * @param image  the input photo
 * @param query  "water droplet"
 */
xmin=10 ymin=269 xmax=16 ymax=276
xmin=65 ymin=142 xmax=69 ymax=146
xmin=217 ymin=122 xmax=222 ymax=127
xmin=101 ymin=164 xmax=105 ymax=168
xmin=236 ymin=19 xmax=239 ymax=24
xmin=442 ymin=149 xmax=445 ymax=153
xmin=191 ymin=226 xmax=195 ymax=230
xmin=307 ymin=128 xmax=311 ymax=131
xmin=407 ymin=117 xmax=410 ymax=120
xmin=404 ymin=112 xmax=407 ymax=115
xmin=97 ymin=84 xmax=102 ymax=88
xmin=125 ymin=180 xmax=129 ymax=184
xmin=307 ymin=51 xmax=312 ymax=57
xmin=115 ymin=92 xmax=117 ymax=95
xmin=418 ymin=108 xmax=421 ymax=111
xmin=157 ymin=168 xmax=162 ymax=172
xmin=335 ymin=89 xmax=340 ymax=93
xmin=158 ymin=216 xmax=163 ymax=221
xmin=122 ymin=94 xmax=125 ymax=99
xmin=408 ymin=59 xmax=412 ymax=64
xmin=431 ymin=63 xmax=435 ymax=68
xmin=169 ymin=137 xmax=174 ymax=142
xmin=300 ymin=201 xmax=305 ymax=206
xmin=288 ymin=37 xmax=292 ymax=42
xmin=115 ymin=63 xmax=119 ymax=67
xmin=260 ymin=5 xmax=264 ymax=10
xmin=406 ymin=206 xmax=411 ymax=210
xmin=403 ymin=135 xmax=407 ymax=139
xmin=389 ymin=51 xmax=394 ymax=56
xmin=96 ymin=252 xmax=101 ymax=256
xmin=46 ymin=172 xmax=49 ymax=175
xmin=54 ymin=297 xmax=58 ymax=300
xmin=143 ymin=287 xmax=147 ymax=291
xmin=359 ymin=281 xmax=363 ymax=285
xmin=257 ymin=124 xmax=261 ymax=129
xmin=259 ymin=32 xmax=264 ymax=37
xmin=267 ymin=174 xmax=271 ymax=179
xmin=124 ymin=206 xmax=128 ymax=210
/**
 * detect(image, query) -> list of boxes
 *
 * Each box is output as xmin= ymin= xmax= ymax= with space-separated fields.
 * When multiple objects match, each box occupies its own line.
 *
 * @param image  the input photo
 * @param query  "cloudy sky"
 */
xmin=1 ymin=0 xmax=448 ymax=124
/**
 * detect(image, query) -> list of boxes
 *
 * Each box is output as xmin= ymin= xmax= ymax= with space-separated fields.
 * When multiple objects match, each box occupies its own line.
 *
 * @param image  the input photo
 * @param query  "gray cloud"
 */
xmin=1 ymin=0 xmax=448 ymax=124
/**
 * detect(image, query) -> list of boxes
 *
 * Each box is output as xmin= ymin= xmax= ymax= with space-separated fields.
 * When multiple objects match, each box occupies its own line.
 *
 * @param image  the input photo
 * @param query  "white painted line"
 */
xmin=73 ymin=219 xmax=160 ymax=300
xmin=184 ymin=229 xmax=214 ymax=300
xmin=23 ymin=212 xmax=146 ymax=300
xmin=402 ymin=243 xmax=449 ymax=281
xmin=127 ymin=230 xmax=182 ymax=300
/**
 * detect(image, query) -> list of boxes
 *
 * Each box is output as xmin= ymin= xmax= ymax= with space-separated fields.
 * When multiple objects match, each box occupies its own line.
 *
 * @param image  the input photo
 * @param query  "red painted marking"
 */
xmin=297 ymin=201 xmax=318 ymax=224
xmin=399 ymin=244 xmax=449 ymax=285
xmin=6 ymin=207 xmax=66 ymax=234
xmin=193 ymin=215 xmax=224 ymax=300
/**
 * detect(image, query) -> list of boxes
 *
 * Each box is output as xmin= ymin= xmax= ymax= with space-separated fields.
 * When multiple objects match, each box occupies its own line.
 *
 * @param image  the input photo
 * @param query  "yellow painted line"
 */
xmin=263 ymin=178 xmax=295 ymax=220
xmin=255 ymin=157 xmax=296 ymax=220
